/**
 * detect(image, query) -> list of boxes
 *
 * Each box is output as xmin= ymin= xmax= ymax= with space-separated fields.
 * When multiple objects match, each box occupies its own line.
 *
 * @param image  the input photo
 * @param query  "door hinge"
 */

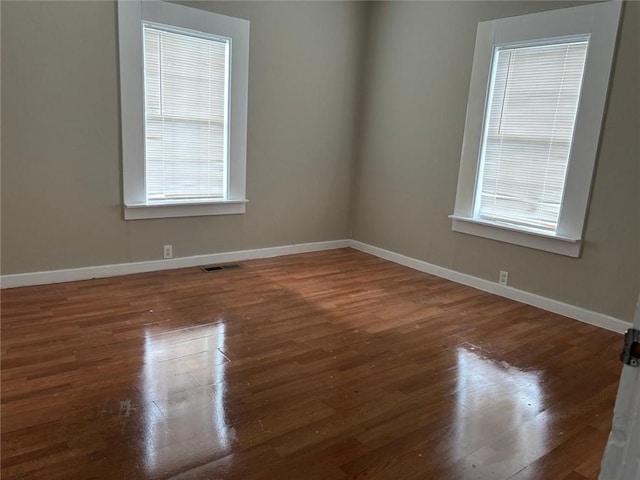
xmin=621 ymin=328 xmax=640 ymax=367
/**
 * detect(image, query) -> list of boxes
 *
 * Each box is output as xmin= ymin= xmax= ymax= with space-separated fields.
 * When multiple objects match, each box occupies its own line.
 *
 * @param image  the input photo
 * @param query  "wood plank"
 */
xmin=1 ymin=248 xmax=621 ymax=479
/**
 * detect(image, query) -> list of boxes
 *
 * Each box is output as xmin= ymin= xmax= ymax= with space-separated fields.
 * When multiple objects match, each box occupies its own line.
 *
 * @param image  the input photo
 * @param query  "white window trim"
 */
xmin=118 ymin=0 xmax=250 ymax=220
xmin=450 ymin=1 xmax=622 ymax=257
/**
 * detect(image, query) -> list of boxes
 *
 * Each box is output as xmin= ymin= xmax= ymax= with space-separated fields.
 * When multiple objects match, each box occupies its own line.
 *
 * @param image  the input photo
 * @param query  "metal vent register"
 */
xmin=201 ymin=264 xmax=241 ymax=273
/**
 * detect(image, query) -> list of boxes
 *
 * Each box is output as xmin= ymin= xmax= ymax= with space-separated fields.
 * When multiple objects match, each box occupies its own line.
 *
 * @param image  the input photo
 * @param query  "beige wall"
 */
xmin=2 ymin=1 xmax=638 ymax=322
xmin=1 ymin=1 xmax=366 ymax=273
xmin=350 ymin=1 xmax=640 ymax=321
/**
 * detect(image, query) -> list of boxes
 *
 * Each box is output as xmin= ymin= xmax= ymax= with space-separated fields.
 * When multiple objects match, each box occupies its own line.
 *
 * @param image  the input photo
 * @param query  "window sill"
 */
xmin=449 ymin=215 xmax=581 ymax=257
xmin=124 ymin=199 xmax=248 ymax=220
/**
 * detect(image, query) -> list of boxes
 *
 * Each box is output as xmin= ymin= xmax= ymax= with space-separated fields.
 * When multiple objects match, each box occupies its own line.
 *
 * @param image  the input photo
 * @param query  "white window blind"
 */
xmin=475 ymin=38 xmax=589 ymax=232
xmin=143 ymin=24 xmax=229 ymax=202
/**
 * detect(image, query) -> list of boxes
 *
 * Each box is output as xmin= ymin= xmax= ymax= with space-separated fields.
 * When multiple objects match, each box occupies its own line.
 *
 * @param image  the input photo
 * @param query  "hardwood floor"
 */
xmin=1 ymin=248 xmax=622 ymax=479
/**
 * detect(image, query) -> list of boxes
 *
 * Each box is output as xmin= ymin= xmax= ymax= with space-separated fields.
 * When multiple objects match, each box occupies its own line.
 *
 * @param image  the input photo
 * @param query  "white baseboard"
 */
xmin=2 ymin=238 xmax=629 ymax=334
xmin=0 ymin=240 xmax=350 ymax=289
xmin=349 ymin=240 xmax=630 ymax=334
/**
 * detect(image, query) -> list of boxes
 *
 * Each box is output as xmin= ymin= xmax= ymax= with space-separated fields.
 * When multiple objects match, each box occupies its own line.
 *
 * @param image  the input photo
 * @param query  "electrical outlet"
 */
xmin=499 ymin=270 xmax=509 ymax=286
xmin=163 ymin=245 xmax=173 ymax=259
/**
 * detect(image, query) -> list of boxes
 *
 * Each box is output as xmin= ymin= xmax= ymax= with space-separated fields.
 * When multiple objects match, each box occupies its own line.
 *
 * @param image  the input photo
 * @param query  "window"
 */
xmin=118 ymin=1 xmax=249 ymax=220
xmin=143 ymin=25 xmax=228 ymax=202
xmin=451 ymin=1 xmax=622 ymax=257
xmin=477 ymin=38 xmax=589 ymax=233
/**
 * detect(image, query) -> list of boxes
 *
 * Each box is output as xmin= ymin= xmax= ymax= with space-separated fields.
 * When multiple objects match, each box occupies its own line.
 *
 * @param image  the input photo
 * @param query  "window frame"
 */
xmin=450 ymin=1 xmax=622 ymax=257
xmin=118 ymin=0 xmax=250 ymax=220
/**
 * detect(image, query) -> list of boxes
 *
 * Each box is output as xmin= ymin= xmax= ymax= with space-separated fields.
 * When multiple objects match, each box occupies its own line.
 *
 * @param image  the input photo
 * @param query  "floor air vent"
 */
xmin=201 ymin=264 xmax=240 ymax=272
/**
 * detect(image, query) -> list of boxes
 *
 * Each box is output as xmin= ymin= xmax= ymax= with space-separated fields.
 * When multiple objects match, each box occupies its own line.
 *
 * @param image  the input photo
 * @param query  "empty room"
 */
xmin=1 ymin=0 xmax=639 ymax=479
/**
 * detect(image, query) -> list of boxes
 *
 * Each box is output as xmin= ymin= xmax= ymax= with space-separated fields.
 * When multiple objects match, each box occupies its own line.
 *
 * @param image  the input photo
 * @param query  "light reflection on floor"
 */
xmin=142 ymin=323 xmax=231 ymax=475
xmin=453 ymin=346 xmax=547 ymax=476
